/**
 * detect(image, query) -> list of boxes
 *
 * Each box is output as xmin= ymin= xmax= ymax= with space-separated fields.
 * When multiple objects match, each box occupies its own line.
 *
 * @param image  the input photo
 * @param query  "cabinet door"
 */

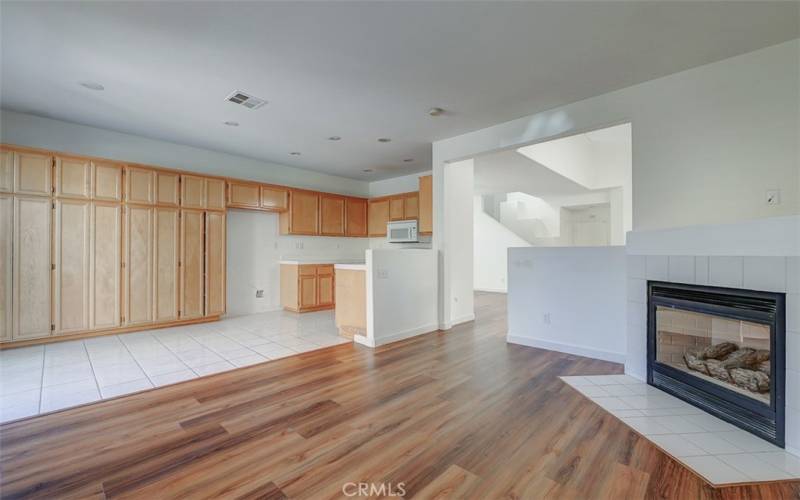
xmin=368 ymin=199 xmax=390 ymax=236
xmin=205 ymin=211 xmax=226 ymax=317
xmin=345 ymin=198 xmax=368 ymax=237
xmin=0 ymin=195 xmax=11 ymax=341
xmin=156 ymin=171 xmax=180 ymax=206
xmin=299 ymin=275 xmax=317 ymax=309
xmin=317 ymin=267 xmax=334 ymax=306
xmin=125 ymin=166 xmax=155 ymax=205
xmin=14 ymin=151 xmax=52 ymax=196
xmin=260 ymin=186 xmax=288 ymax=211
xmin=55 ymin=157 xmax=91 ymax=199
xmin=90 ymin=202 xmax=121 ymax=330
xmin=206 ymin=178 xmax=226 ymax=211
xmin=126 ymin=205 xmax=154 ymax=326
xmin=13 ymin=196 xmax=51 ymax=340
xmin=289 ymin=190 xmax=319 ymax=235
xmin=390 ymin=197 xmax=404 ymax=221
xmin=320 ymin=195 xmax=345 ymax=236
xmin=228 ymin=182 xmax=260 ymax=209
xmin=54 ymin=199 xmax=90 ymax=335
xmin=404 ymin=193 xmax=419 ymax=219
xmin=0 ymin=151 xmax=12 ymax=193
xmin=154 ymin=207 xmax=180 ymax=322
xmin=92 ymin=162 xmax=123 ymax=202
xmin=180 ymin=209 xmax=205 ymax=319
xmin=181 ymin=175 xmax=206 ymax=209
xmin=419 ymin=175 xmax=433 ymax=234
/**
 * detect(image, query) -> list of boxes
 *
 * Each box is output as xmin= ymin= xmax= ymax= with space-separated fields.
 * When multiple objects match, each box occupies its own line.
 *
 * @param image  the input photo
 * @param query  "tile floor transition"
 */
xmin=561 ymin=375 xmax=800 ymax=486
xmin=0 ymin=309 xmax=349 ymax=423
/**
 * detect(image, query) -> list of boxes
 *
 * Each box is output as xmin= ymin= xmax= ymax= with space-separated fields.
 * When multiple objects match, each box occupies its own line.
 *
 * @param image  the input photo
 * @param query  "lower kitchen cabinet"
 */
xmin=280 ymin=263 xmax=335 ymax=312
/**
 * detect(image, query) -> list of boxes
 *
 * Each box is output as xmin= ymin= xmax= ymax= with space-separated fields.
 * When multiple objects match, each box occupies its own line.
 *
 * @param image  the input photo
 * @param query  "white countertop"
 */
xmin=334 ymin=263 xmax=367 ymax=271
xmin=279 ymin=258 xmax=366 ymax=265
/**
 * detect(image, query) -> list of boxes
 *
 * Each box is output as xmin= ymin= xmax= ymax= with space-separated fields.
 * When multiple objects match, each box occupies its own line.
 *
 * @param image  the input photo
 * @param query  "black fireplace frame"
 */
xmin=647 ymin=281 xmax=785 ymax=447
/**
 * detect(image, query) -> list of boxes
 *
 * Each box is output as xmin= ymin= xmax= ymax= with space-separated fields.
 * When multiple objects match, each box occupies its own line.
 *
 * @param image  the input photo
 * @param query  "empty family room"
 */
xmin=0 ymin=1 xmax=799 ymax=499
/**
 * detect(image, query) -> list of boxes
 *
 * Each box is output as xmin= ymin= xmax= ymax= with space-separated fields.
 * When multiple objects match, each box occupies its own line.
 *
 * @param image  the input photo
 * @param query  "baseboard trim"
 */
xmin=439 ymin=313 xmax=476 ymax=331
xmin=474 ymin=288 xmax=507 ymax=294
xmin=507 ymin=334 xmax=626 ymax=364
xmin=354 ymin=322 xmax=438 ymax=348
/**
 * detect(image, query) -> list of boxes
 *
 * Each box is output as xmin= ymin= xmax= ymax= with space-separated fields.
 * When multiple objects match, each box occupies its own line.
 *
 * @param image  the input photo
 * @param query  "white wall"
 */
xmin=356 ymin=249 xmax=438 ymax=347
xmin=433 ymin=40 xmax=800 ymax=327
xmin=226 ymin=210 xmax=369 ymax=316
xmin=473 ymin=196 xmax=530 ymax=292
xmin=442 ymin=159 xmax=474 ymax=327
xmin=507 ymin=246 xmax=627 ymax=363
xmin=0 ymin=110 xmax=370 ymax=196
xmin=368 ymin=170 xmax=431 ymax=198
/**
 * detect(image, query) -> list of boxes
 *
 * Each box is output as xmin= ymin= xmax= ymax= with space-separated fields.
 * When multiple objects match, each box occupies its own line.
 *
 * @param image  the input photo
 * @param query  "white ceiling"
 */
xmin=1 ymin=2 xmax=797 ymax=181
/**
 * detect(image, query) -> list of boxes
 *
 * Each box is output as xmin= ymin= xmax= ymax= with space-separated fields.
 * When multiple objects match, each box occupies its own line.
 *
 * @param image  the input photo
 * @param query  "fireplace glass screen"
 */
xmin=655 ymin=306 xmax=771 ymax=404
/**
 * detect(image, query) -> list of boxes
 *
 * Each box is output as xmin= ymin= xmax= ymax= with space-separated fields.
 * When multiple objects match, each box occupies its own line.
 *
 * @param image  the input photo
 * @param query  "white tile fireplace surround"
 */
xmin=625 ymin=215 xmax=800 ymax=457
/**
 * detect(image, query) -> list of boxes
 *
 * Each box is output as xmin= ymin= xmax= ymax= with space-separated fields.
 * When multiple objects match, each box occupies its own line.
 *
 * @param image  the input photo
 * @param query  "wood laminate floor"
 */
xmin=1 ymin=292 xmax=798 ymax=499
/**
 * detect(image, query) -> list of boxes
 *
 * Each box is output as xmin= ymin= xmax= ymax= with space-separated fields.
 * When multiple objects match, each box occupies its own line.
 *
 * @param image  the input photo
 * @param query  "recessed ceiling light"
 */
xmin=403 ymin=158 xmax=414 ymax=163
xmin=428 ymin=107 xmax=445 ymax=116
xmin=223 ymin=121 xmax=239 ymax=127
xmin=363 ymin=169 xmax=373 ymax=173
xmin=79 ymin=81 xmax=104 ymax=91
xmin=328 ymin=136 xmax=341 ymax=141
xmin=290 ymin=151 xmax=301 ymax=156
xmin=377 ymin=138 xmax=391 ymax=143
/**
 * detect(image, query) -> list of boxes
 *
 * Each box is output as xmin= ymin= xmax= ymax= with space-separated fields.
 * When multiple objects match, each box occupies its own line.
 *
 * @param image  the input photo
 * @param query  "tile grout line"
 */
xmin=37 ymin=346 xmax=45 ymax=415
xmin=83 ymin=340 xmax=105 ymax=401
xmin=143 ymin=332 xmax=196 ymax=386
xmin=116 ymin=334 xmax=162 ymax=392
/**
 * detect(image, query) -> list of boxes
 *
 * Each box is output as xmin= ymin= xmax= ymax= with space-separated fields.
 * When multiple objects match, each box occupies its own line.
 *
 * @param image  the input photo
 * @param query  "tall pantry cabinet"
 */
xmin=0 ymin=146 xmax=227 ymax=346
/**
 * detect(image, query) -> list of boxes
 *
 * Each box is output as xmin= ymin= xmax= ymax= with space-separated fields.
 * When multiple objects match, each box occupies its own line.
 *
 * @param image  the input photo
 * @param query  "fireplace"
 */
xmin=647 ymin=281 xmax=785 ymax=446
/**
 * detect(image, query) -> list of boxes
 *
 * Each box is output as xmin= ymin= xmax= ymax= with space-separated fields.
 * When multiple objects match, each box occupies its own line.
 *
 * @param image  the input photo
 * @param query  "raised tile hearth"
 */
xmin=561 ymin=375 xmax=800 ymax=486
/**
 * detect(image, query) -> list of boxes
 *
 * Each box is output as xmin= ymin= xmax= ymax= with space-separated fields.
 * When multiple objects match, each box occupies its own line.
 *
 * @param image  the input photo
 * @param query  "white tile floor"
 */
xmin=0 ymin=309 xmax=349 ymax=423
xmin=561 ymin=375 xmax=800 ymax=486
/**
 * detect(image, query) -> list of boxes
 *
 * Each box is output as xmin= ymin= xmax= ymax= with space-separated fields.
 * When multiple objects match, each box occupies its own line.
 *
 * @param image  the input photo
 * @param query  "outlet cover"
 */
xmin=766 ymin=189 xmax=780 ymax=206
xmin=256 ymin=289 xmax=264 ymax=298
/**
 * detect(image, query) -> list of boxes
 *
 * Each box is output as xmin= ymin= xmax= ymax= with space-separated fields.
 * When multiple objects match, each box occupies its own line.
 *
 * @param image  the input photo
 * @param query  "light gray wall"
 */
xmin=0 ymin=110 xmax=370 ymax=196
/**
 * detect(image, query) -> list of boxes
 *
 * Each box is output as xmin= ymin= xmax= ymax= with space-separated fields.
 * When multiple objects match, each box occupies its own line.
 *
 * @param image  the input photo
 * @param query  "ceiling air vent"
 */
xmin=225 ymin=91 xmax=267 ymax=110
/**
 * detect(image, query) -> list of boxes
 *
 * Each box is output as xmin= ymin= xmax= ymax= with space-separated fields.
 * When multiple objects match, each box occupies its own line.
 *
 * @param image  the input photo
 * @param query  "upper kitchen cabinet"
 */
xmin=181 ymin=174 xmax=206 ymax=209
xmin=92 ymin=162 xmax=123 ymax=202
xmin=0 ymin=151 xmax=13 ymax=193
xmin=403 ymin=192 xmax=419 ymax=219
xmin=389 ymin=197 xmax=404 ymax=221
xmin=419 ymin=174 xmax=432 ymax=235
xmin=156 ymin=171 xmax=180 ymax=206
xmin=125 ymin=166 xmax=155 ymax=205
xmin=260 ymin=185 xmax=288 ymax=211
xmin=345 ymin=198 xmax=368 ymax=237
xmin=206 ymin=178 xmax=226 ymax=210
xmin=320 ymin=194 xmax=345 ymax=236
xmin=368 ymin=198 xmax=390 ymax=236
xmin=55 ymin=156 xmax=91 ymax=199
xmin=180 ymin=174 xmax=225 ymax=210
xmin=228 ymin=181 xmax=261 ymax=209
xmin=14 ymin=151 xmax=52 ymax=196
xmin=280 ymin=189 xmax=319 ymax=235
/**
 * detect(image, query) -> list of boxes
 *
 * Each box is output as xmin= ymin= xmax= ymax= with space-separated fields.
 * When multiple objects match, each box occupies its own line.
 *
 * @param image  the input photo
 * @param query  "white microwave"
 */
xmin=387 ymin=220 xmax=418 ymax=243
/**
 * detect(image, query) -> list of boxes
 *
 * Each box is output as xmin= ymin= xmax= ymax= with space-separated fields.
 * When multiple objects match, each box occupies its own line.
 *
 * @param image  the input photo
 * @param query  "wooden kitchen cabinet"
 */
xmin=54 ymin=199 xmax=91 ymax=335
xmin=320 ymin=195 xmax=345 ymax=236
xmin=390 ymin=197 xmax=404 ymax=221
xmin=280 ymin=189 xmax=319 ymax=235
xmin=0 ymin=151 xmax=12 ymax=193
xmin=55 ymin=157 xmax=91 ymax=200
xmin=92 ymin=162 xmax=123 ymax=202
xmin=12 ymin=196 xmax=52 ymax=340
xmin=154 ymin=207 xmax=180 ymax=322
xmin=89 ymin=202 xmax=121 ymax=331
xmin=156 ymin=171 xmax=180 ymax=206
xmin=125 ymin=204 xmax=154 ymax=326
xmin=228 ymin=181 xmax=260 ymax=209
xmin=345 ymin=198 xmax=368 ymax=237
xmin=368 ymin=199 xmax=390 ymax=236
xmin=403 ymin=193 xmax=419 ymax=219
xmin=419 ymin=174 xmax=432 ymax=235
xmin=260 ymin=186 xmax=288 ymax=211
xmin=280 ymin=264 xmax=335 ymax=312
xmin=204 ymin=211 xmax=226 ymax=317
xmin=0 ymin=195 xmax=11 ymax=341
xmin=181 ymin=175 xmax=206 ymax=209
xmin=125 ymin=166 xmax=155 ymax=205
xmin=14 ymin=151 xmax=52 ymax=196
xmin=206 ymin=178 xmax=226 ymax=211
xmin=180 ymin=209 xmax=205 ymax=319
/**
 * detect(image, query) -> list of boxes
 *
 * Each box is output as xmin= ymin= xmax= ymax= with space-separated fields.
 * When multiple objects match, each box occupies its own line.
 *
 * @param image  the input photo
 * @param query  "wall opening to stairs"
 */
xmin=472 ymin=122 xmax=632 ymax=292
